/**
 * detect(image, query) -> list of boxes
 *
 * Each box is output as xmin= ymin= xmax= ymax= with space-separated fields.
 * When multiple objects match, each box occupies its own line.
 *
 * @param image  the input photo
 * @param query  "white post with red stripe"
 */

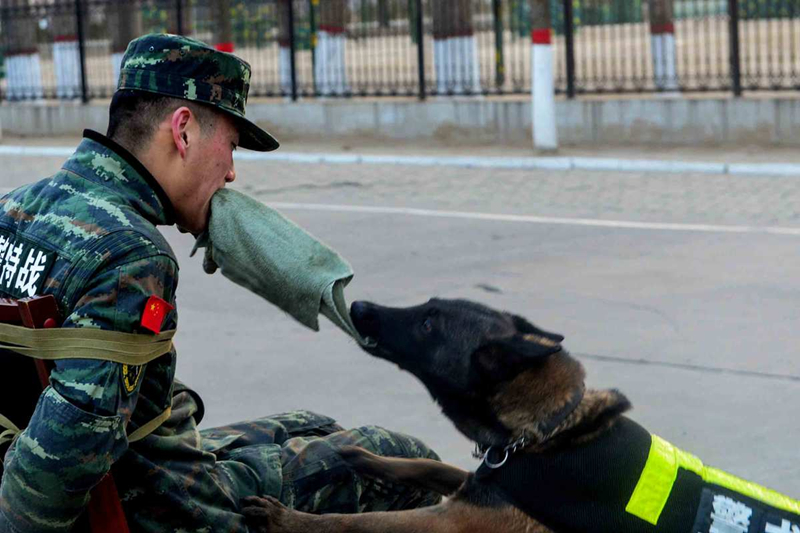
xmin=650 ymin=24 xmax=678 ymax=91
xmin=279 ymin=47 xmax=293 ymax=95
xmin=315 ymin=27 xmax=348 ymax=96
xmin=5 ymin=52 xmax=43 ymax=100
xmin=531 ymin=27 xmax=557 ymax=151
xmin=650 ymin=0 xmax=678 ymax=92
xmin=53 ymin=37 xmax=81 ymax=99
xmin=112 ymin=53 xmax=125 ymax=84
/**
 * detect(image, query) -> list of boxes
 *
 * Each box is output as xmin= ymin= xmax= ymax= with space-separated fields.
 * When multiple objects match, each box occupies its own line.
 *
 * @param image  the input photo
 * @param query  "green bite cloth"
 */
xmin=191 ymin=189 xmax=372 ymax=346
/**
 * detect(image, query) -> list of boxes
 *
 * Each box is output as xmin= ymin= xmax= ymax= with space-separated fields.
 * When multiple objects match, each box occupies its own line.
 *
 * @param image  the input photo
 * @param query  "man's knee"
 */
xmin=261 ymin=410 xmax=344 ymax=438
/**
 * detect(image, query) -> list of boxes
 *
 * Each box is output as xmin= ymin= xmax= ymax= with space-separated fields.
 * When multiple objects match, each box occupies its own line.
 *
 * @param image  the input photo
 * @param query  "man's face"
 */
xmin=174 ymin=113 xmax=239 ymax=234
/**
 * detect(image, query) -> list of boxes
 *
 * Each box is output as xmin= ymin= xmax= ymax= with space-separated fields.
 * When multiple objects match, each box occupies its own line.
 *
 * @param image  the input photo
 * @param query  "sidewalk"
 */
xmin=4 ymin=135 xmax=799 ymax=178
xmin=4 ymin=134 xmax=800 ymax=166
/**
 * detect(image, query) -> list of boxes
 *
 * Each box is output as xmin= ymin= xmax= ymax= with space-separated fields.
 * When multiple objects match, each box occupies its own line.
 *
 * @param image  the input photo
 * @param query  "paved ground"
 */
xmin=2 ymin=144 xmax=798 ymax=496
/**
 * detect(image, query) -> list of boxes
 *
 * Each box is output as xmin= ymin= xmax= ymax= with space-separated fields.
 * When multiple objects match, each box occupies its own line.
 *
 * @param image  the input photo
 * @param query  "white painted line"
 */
xmin=0 ymin=145 xmax=798 ymax=177
xmin=268 ymin=202 xmax=800 ymax=236
xmin=0 ymin=146 xmax=74 ymax=157
xmin=0 ymin=184 xmax=794 ymax=236
xmin=728 ymin=163 xmax=800 ymax=177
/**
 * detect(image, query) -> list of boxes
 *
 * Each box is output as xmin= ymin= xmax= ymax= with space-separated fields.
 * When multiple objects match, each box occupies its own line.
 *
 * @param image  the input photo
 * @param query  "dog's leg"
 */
xmin=242 ymin=496 xmax=542 ymax=533
xmin=339 ymin=445 xmax=469 ymax=496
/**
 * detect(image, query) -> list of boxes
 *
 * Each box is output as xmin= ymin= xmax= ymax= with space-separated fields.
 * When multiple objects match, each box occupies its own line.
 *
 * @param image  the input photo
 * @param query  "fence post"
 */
xmin=176 ymin=0 xmax=184 ymax=35
xmin=416 ymin=0 xmax=425 ymax=100
xmin=75 ymin=0 xmax=88 ymax=103
xmin=309 ymin=0 xmax=317 ymax=95
xmin=728 ymin=0 xmax=742 ymax=96
xmin=492 ymin=0 xmax=505 ymax=88
xmin=288 ymin=0 xmax=298 ymax=101
xmin=563 ymin=0 xmax=575 ymax=98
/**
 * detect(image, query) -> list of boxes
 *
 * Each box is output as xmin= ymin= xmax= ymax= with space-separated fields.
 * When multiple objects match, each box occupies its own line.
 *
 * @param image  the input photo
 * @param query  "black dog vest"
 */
xmin=475 ymin=417 xmax=800 ymax=533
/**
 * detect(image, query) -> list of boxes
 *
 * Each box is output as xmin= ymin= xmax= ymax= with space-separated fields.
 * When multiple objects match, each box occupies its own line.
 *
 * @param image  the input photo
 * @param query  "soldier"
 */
xmin=0 ymin=34 xmax=440 ymax=533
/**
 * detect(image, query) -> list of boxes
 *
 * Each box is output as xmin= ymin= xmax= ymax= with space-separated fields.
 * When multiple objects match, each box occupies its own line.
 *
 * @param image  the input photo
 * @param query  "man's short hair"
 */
xmin=106 ymin=90 xmax=220 ymax=154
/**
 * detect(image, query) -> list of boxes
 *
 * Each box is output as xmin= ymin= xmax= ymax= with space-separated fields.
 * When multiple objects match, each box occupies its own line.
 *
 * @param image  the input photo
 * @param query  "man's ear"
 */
xmin=171 ymin=107 xmax=193 ymax=159
xmin=474 ymin=330 xmax=563 ymax=381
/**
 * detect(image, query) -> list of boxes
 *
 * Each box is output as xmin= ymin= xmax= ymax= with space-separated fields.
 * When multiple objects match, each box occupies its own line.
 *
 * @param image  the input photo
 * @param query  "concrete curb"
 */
xmin=0 ymin=145 xmax=798 ymax=177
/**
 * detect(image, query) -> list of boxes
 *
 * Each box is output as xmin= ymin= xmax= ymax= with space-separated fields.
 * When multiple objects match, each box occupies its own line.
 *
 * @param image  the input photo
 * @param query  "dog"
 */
xmin=242 ymin=298 xmax=800 ymax=533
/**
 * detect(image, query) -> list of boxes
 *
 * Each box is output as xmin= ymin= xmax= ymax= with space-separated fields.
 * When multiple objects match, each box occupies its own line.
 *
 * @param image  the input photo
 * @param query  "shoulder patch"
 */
xmin=692 ymin=487 xmax=800 ymax=533
xmin=0 ymin=230 xmax=57 ymax=299
xmin=121 ymin=364 xmax=145 ymax=395
xmin=140 ymin=295 xmax=173 ymax=334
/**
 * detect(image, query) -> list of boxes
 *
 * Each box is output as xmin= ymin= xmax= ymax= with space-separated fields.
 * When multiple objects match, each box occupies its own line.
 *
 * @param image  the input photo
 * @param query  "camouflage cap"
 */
xmin=117 ymin=33 xmax=279 ymax=152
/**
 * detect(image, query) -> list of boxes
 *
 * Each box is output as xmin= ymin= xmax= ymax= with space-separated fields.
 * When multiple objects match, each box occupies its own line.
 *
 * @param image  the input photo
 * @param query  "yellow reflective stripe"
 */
xmin=626 ymin=435 xmax=680 ymax=524
xmin=627 ymin=434 xmax=800 ymax=525
xmin=704 ymin=467 xmax=800 ymax=516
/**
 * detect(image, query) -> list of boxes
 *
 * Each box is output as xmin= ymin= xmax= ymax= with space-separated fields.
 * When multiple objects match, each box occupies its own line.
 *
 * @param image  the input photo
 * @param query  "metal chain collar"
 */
xmin=473 ymin=432 xmax=529 ymax=469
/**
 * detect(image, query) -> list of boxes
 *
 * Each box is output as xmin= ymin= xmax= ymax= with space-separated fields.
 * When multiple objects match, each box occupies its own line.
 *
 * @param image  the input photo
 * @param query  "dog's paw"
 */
xmin=241 ymin=496 xmax=293 ymax=533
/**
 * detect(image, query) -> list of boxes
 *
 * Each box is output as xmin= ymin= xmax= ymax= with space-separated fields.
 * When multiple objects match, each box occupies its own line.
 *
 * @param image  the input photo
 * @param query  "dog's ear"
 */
xmin=511 ymin=315 xmax=565 ymax=344
xmin=474 ymin=328 xmax=563 ymax=381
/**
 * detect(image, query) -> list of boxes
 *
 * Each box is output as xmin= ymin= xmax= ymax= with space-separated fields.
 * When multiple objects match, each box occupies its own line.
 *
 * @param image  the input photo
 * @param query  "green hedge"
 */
xmin=739 ymin=0 xmax=800 ymax=19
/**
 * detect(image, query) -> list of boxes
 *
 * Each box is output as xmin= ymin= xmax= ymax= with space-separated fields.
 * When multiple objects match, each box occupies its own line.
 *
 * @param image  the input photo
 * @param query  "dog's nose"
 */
xmin=350 ymin=301 xmax=372 ymax=321
xmin=350 ymin=301 xmax=379 ymax=338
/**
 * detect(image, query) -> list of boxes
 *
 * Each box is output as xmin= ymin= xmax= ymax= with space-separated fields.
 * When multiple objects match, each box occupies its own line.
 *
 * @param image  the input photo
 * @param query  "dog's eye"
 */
xmin=422 ymin=318 xmax=433 ymax=333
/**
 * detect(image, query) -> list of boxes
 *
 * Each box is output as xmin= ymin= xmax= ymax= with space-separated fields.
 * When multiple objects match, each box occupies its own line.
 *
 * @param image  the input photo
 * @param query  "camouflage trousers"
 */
xmin=200 ymin=411 xmax=442 ymax=514
xmin=117 ymin=408 xmax=442 ymax=533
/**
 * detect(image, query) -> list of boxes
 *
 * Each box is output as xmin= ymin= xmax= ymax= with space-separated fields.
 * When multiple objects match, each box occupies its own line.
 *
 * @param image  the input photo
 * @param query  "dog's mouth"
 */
xmin=349 ymin=301 xmax=377 ymax=341
xmin=350 ymin=301 xmax=395 ymax=360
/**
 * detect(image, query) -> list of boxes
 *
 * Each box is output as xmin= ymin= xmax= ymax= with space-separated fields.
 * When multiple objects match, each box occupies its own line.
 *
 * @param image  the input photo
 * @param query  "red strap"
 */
xmin=14 ymin=295 xmax=131 ymax=533
xmin=88 ymin=476 xmax=131 ymax=533
xmin=215 ymin=42 xmax=235 ymax=52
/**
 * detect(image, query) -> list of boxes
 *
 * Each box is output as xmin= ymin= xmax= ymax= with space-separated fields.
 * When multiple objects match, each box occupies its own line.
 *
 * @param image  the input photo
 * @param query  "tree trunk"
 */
xmin=277 ymin=0 xmax=292 ymax=47
xmin=109 ymin=2 xmax=142 ymax=54
xmin=277 ymin=0 xmax=292 ymax=93
xmin=649 ymin=0 xmax=674 ymax=31
xmin=51 ymin=1 xmax=76 ymax=41
xmin=108 ymin=2 xmax=142 ymax=83
xmin=377 ymin=0 xmax=390 ymax=28
xmin=432 ymin=0 xmax=473 ymax=40
xmin=211 ymin=0 xmax=233 ymax=50
xmin=319 ymin=0 xmax=347 ymax=33
xmin=432 ymin=0 xmax=480 ymax=94
xmin=3 ymin=0 xmax=37 ymax=55
xmin=170 ymin=0 xmax=192 ymax=35
xmin=530 ymin=0 xmax=551 ymax=34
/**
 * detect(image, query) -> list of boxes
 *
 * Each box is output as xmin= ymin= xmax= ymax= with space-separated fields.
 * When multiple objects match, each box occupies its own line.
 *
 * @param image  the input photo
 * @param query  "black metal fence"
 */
xmin=1 ymin=0 xmax=798 ymax=102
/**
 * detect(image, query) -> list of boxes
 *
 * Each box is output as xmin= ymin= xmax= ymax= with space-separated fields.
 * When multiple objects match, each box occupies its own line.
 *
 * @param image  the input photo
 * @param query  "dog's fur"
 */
xmin=242 ymin=298 xmax=632 ymax=533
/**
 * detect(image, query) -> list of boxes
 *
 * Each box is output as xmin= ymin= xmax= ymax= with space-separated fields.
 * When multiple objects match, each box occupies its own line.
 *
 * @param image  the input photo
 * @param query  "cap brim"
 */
xmin=232 ymin=115 xmax=280 ymax=152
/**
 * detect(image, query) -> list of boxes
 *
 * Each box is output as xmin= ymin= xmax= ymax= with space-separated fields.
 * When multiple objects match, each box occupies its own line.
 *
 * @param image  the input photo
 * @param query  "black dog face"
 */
xmin=350 ymin=298 xmax=566 ymax=445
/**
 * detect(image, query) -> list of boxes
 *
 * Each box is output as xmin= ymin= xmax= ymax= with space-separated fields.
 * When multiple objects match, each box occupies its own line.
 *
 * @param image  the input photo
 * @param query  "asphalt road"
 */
xmin=4 ymin=150 xmax=799 ymax=495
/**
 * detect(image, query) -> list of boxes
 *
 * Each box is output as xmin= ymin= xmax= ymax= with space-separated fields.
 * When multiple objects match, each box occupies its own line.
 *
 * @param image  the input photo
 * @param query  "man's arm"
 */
xmin=0 ymin=253 xmax=177 ymax=533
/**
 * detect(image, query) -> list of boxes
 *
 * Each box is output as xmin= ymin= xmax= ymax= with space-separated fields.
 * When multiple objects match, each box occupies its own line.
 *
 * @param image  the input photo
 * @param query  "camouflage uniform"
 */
xmin=0 ymin=35 xmax=440 ymax=533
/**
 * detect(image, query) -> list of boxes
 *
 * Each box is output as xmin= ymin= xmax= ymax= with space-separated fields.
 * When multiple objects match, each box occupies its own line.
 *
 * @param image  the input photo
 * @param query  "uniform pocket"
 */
xmin=23 ymin=387 xmax=126 ymax=493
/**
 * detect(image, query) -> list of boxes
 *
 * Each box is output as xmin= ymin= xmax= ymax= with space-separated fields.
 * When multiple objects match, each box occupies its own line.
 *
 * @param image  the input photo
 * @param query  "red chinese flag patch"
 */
xmin=140 ymin=295 xmax=173 ymax=334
